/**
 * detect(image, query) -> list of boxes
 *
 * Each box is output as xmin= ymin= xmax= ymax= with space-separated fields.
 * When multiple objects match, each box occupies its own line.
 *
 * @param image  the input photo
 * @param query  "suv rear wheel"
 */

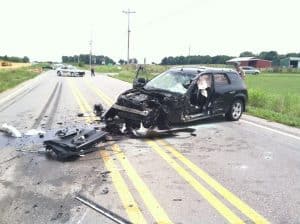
xmin=226 ymin=99 xmax=243 ymax=121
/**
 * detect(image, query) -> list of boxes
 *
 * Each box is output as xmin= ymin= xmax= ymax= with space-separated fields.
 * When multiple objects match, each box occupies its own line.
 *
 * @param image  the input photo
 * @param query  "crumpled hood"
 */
xmin=117 ymin=90 xmax=154 ymax=110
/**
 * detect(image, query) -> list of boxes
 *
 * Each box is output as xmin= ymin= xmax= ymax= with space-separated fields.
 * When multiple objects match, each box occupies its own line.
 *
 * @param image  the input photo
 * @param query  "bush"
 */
xmin=78 ymin=62 xmax=84 ymax=67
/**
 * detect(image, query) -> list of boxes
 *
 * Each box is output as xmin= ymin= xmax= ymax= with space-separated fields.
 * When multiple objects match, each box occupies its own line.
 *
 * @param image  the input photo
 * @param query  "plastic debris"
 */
xmin=24 ymin=129 xmax=46 ymax=136
xmin=0 ymin=123 xmax=22 ymax=138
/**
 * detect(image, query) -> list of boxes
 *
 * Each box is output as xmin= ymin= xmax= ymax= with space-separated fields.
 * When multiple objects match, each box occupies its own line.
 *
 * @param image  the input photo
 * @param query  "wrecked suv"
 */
xmin=103 ymin=66 xmax=247 ymax=131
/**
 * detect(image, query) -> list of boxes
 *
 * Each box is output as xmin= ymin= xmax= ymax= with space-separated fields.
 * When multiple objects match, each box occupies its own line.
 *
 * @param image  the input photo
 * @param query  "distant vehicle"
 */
xmin=241 ymin=66 xmax=260 ymax=75
xmin=52 ymin=63 xmax=64 ymax=70
xmin=103 ymin=66 xmax=248 ymax=132
xmin=56 ymin=65 xmax=85 ymax=77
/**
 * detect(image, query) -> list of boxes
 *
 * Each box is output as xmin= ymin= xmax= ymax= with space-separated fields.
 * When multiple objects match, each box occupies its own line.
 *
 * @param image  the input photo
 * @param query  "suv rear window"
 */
xmin=214 ymin=73 xmax=229 ymax=86
xmin=227 ymin=72 xmax=242 ymax=81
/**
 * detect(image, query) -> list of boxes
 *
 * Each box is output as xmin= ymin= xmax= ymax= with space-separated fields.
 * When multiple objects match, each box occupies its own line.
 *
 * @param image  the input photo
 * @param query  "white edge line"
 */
xmin=241 ymin=119 xmax=300 ymax=141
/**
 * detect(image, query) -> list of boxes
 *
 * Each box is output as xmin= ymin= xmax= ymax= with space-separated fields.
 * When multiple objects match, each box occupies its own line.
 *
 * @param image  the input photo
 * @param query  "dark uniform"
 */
xmin=91 ymin=68 xmax=95 ymax=77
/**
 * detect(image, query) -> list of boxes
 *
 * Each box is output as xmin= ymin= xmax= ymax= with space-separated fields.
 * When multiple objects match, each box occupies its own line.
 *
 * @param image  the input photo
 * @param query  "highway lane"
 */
xmin=0 ymin=70 xmax=300 ymax=224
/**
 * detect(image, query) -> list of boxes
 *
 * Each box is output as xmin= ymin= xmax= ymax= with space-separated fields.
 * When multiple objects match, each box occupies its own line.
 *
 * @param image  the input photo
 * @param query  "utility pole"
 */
xmin=122 ymin=9 xmax=136 ymax=64
xmin=188 ymin=44 xmax=191 ymax=64
xmin=89 ymin=39 xmax=92 ymax=71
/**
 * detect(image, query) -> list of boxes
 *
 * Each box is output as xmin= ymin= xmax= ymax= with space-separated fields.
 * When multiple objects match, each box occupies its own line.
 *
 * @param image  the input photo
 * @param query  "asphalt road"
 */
xmin=0 ymin=70 xmax=300 ymax=224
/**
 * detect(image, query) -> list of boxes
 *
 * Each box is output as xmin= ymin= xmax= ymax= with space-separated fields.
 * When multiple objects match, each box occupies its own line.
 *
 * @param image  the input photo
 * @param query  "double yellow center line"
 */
xmin=82 ymin=77 xmax=269 ymax=224
xmin=68 ymin=78 xmax=171 ymax=224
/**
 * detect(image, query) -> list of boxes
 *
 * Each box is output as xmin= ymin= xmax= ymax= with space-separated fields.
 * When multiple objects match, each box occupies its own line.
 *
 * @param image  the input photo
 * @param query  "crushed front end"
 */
xmin=103 ymin=88 xmax=172 ymax=132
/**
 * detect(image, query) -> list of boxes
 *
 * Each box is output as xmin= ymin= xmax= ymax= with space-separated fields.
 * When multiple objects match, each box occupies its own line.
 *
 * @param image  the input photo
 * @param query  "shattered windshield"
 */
xmin=144 ymin=71 xmax=196 ymax=94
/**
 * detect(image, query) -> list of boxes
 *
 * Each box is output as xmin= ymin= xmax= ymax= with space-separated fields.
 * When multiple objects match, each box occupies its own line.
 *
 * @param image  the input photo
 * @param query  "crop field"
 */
xmin=246 ymin=73 xmax=300 ymax=127
xmin=0 ymin=62 xmax=31 ymax=70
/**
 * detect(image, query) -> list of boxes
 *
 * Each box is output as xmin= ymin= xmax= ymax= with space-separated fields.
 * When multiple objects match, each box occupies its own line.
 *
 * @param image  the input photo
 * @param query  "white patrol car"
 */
xmin=56 ymin=65 xmax=85 ymax=77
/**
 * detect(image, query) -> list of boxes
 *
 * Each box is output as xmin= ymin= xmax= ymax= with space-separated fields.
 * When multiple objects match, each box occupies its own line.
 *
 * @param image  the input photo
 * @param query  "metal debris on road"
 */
xmin=75 ymin=195 xmax=132 ymax=224
xmin=77 ymin=113 xmax=84 ymax=117
xmin=0 ymin=123 xmax=22 ymax=138
xmin=132 ymin=126 xmax=196 ymax=138
xmin=101 ymin=187 xmax=109 ymax=194
xmin=43 ymin=128 xmax=108 ymax=160
xmin=94 ymin=103 xmax=104 ymax=117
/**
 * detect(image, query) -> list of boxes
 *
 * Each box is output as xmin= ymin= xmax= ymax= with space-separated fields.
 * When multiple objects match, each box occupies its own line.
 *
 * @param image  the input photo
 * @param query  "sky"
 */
xmin=0 ymin=0 xmax=300 ymax=63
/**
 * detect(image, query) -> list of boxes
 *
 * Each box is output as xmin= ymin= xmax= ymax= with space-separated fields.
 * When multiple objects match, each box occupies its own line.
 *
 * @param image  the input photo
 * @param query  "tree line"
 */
xmin=0 ymin=55 xmax=30 ymax=63
xmin=160 ymin=51 xmax=300 ymax=66
xmin=62 ymin=54 xmax=115 ymax=65
xmin=161 ymin=55 xmax=232 ymax=65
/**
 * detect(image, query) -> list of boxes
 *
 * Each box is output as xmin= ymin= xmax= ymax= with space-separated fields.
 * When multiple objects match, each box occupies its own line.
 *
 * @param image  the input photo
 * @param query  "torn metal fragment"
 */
xmin=75 ymin=195 xmax=132 ymax=224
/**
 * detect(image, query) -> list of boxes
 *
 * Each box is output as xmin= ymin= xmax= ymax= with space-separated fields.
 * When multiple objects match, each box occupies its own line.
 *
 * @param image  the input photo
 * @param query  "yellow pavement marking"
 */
xmin=83 ymin=78 xmax=245 ymax=223
xmin=100 ymin=150 xmax=147 ymax=224
xmin=156 ymin=139 xmax=269 ymax=224
xmin=84 ymin=79 xmax=113 ymax=106
xmin=146 ymin=140 xmax=244 ymax=224
xmin=68 ymin=80 xmax=92 ymax=123
xmin=83 ymin=78 xmax=269 ymax=223
xmin=82 ymin=78 xmax=173 ymax=223
xmin=68 ymin=79 xmax=147 ymax=224
xmin=112 ymin=144 xmax=172 ymax=224
xmin=69 ymin=79 xmax=94 ymax=115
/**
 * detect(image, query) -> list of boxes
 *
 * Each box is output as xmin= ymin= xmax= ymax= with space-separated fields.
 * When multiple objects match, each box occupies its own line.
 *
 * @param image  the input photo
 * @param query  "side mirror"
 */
xmin=133 ymin=77 xmax=147 ymax=88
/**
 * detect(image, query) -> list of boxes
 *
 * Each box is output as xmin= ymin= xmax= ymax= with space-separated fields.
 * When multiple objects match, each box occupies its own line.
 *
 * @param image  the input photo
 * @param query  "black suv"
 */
xmin=104 ymin=66 xmax=248 ymax=130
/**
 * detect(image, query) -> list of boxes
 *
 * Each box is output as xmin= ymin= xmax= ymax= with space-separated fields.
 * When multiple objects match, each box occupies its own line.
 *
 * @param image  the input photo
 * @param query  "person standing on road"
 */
xmin=91 ymin=67 xmax=95 ymax=77
xmin=234 ymin=62 xmax=245 ymax=79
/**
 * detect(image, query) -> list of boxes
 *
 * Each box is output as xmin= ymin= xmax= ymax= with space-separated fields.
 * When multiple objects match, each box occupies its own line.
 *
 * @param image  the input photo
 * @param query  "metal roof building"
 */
xmin=280 ymin=57 xmax=300 ymax=68
xmin=227 ymin=57 xmax=272 ymax=69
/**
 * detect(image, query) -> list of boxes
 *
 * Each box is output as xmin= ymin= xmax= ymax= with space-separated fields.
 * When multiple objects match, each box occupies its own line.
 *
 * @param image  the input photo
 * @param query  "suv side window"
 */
xmin=214 ymin=73 xmax=230 ymax=86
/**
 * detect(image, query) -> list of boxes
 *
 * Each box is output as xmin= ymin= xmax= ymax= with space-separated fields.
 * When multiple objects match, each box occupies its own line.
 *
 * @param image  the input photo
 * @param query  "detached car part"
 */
xmin=44 ymin=128 xmax=107 ymax=159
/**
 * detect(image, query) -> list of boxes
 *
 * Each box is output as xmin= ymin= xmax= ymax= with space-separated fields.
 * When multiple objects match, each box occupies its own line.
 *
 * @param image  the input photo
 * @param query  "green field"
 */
xmin=246 ymin=73 xmax=300 ymax=127
xmin=0 ymin=65 xmax=43 ymax=93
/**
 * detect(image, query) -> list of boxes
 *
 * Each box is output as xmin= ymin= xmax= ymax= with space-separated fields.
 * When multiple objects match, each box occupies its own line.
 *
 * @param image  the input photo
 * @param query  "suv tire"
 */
xmin=226 ymin=99 xmax=243 ymax=121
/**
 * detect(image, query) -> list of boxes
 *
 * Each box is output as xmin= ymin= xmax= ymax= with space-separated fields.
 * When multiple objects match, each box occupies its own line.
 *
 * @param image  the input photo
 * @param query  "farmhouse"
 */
xmin=227 ymin=57 xmax=272 ymax=69
xmin=280 ymin=57 xmax=300 ymax=68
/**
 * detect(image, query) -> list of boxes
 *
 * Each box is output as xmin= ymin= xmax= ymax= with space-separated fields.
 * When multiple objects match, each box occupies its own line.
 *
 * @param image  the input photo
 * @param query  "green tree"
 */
xmin=118 ymin=59 xmax=126 ymax=65
xmin=259 ymin=51 xmax=279 ymax=66
xmin=239 ymin=51 xmax=256 ymax=57
xmin=22 ymin=56 xmax=30 ymax=63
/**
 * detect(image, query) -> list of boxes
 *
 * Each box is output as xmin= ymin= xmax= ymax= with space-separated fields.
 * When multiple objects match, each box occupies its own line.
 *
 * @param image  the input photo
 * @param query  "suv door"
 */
xmin=187 ymin=73 xmax=213 ymax=115
xmin=212 ymin=73 xmax=233 ymax=114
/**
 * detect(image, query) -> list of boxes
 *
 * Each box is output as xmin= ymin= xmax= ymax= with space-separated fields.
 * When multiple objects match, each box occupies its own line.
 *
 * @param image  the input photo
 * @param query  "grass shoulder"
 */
xmin=0 ymin=64 xmax=44 ymax=93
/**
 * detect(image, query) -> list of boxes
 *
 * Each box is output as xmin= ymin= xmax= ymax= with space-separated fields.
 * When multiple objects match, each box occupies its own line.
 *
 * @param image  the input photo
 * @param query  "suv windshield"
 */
xmin=144 ymin=70 xmax=196 ymax=94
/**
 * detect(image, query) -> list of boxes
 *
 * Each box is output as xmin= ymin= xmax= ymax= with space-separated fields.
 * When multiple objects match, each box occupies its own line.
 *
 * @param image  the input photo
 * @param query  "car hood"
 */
xmin=116 ymin=88 xmax=172 ymax=111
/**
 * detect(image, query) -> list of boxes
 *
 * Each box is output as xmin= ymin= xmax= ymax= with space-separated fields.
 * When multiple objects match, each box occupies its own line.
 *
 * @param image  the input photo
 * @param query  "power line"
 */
xmin=122 ymin=9 xmax=136 ymax=64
